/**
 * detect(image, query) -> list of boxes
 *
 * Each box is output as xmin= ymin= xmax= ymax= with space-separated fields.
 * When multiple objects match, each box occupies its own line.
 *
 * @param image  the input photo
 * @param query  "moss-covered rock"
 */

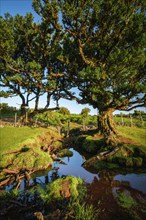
xmin=0 ymin=154 xmax=15 ymax=169
xmin=6 ymin=147 xmax=52 ymax=171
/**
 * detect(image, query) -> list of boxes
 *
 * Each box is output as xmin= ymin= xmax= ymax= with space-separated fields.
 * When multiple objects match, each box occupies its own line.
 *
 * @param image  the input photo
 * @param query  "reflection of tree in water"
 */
xmin=86 ymin=170 xmax=146 ymax=220
xmin=50 ymin=167 xmax=60 ymax=182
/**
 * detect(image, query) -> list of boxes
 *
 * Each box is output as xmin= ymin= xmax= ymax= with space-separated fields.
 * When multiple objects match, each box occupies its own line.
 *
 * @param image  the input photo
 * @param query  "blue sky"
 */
xmin=0 ymin=1 xmax=145 ymax=115
xmin=1 ymin=0 xmax=36 ymax=17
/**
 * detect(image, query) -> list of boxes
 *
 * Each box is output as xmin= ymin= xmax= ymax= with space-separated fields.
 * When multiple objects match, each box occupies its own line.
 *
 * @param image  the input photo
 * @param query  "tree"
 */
xmin=57 ymin=107 xmax=70 ymax=115
xmin=81 ymin=107 xmax=90 ymax=131
xmin=0 ymin=13 xmax=43 ymax=117
xmin=58 ymin=0 xmax=146 ymax=145
xmin=0 ymin=9 xmax=62 ymax=118
xmin=1 ymin=0 xmax=145 ymax=145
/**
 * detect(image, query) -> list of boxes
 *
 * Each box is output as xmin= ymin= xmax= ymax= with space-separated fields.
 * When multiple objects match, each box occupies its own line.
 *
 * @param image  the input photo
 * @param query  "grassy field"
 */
xmin=0 ymin=126 xmax=63 ymax=177
xmin=0 ymin=125 xmax=145 ymax=152
xmin=0 ymin=127 xmax=46 ymax=153
xmin=117 ymin=126 xmax=146 ymax=146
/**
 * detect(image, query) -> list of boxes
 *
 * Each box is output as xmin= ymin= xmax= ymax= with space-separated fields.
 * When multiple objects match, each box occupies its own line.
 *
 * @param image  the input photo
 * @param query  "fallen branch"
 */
xmin=83 ymin=147 xmax=120 ymax=167
xmin=0 ymin=167 xmax=48 ymax=188
xmin=96 ymin=147 xmax=120 ymax=160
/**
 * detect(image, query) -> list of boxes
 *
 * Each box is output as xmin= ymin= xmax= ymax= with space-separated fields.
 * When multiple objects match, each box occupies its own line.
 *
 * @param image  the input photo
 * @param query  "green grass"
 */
xmin=71 ymin=202 xmax=100 ymax=220
xmin=0 ymin=127 xmax=45 ymax=153
xmin=117 ymin=126 xmax=146 ymax=146
xmin=0 ymin=126 xmax=62 ymax=173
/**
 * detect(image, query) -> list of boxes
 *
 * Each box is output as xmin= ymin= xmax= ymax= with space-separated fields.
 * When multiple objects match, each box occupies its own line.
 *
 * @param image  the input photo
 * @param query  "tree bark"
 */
xmin=98 ymin=108 xmax=118 ymax=146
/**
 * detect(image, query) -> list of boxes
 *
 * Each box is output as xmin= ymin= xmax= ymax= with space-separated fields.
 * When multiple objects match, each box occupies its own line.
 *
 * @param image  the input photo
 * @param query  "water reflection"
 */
xmin=4 ymin=147 xmax=146 ymax=220
xmin=114 ymin=173 xmax=146 ymax=194
xmin=5 ymin=148 xmax=146 ymax=197
xmin=86 ymin=169 xmax=146 ymax=220
xmin=24 ymin=148 xmax=146 ymax=196
xmin=53 ymin=148 xmax=99 ymax=183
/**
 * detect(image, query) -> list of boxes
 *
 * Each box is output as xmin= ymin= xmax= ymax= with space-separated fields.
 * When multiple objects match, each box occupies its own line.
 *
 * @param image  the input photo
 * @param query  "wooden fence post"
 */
xmin=14 ymin=112 xmax=17 ymax=127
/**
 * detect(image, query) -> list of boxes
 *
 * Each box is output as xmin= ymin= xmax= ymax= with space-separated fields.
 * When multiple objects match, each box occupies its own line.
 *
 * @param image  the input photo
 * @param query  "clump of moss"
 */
xmin=10 ymin=150 xmax=36 ymax=169
xmin=53 ymin=140 xmax=63 ymax=150
xmin=0 ymin=154 xmax=15 ymax=169
xmin=34 ymin=153 xmax=52 ymax=170
xmin=6 ymin=147 xmax=52 ymax=171
xmin=57 ymin=149 xmax=73 ymax=157
xmin=37 ymin=176 xmax=85 ymax=203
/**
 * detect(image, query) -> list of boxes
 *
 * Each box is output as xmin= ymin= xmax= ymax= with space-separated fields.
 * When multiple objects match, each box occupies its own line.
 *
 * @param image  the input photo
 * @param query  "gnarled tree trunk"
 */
xmin=98 ymin=108 xmax=118 ymax=146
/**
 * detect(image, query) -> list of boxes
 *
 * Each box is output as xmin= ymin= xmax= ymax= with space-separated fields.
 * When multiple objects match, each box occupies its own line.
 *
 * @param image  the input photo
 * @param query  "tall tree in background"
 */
xmin=81 ymin=107 xmax=90 ymax=131
xmin=0 ymin=6 xmax=62 ymax=118
xmin=0 ymin=13 xmax=44 ymax=116
xmin=59 ymin=0 xmax=146 ymax=145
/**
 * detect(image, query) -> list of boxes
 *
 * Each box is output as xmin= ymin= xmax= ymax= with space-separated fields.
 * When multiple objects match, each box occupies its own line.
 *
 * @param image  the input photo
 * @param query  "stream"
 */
xmin=4 ymin=148 xmax=146 ymax=219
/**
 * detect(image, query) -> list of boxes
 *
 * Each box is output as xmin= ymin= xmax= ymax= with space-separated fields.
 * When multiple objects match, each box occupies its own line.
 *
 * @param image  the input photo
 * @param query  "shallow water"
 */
xmin=33 ymin=148 xmax=146 ymax=195
xmin=4 ymin=147 xmax=146 ymax=219
xmin=114 ymin=173 xmax=146 ymax=194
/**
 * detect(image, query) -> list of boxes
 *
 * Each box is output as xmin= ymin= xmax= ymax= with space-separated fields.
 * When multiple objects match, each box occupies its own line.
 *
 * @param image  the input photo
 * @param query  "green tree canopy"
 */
xmin=0 ymin=9 xmax=62 ymax=117
xmin=57 ymin=107 xmax=70 ymax=115
xmin=1 ymin=0 xmax=145 ymax=145
xmin=57 ymin=0 xmax=146 ymax=144
xmin=81 ymin=108 xmax=90 ymax=118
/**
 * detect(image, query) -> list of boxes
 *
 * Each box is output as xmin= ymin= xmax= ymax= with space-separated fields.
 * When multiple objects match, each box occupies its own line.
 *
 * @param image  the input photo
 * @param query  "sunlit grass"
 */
xmin=0 ymin=127 xmax=45 ymax=153
xmin=117 ymin=126 xmax=146 ymax=146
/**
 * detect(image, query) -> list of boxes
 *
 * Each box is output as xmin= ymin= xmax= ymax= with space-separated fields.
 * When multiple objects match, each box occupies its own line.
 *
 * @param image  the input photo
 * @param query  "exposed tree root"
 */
xmin=0 ymin=168 xmax=39 ymax=188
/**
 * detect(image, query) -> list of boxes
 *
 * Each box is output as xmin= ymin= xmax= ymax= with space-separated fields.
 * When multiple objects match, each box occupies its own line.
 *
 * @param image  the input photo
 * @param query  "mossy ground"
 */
xmin=0 ymin=126 xmax=62 ymax=180
xmin=75 ymin=125 xmax=146 ymax=169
